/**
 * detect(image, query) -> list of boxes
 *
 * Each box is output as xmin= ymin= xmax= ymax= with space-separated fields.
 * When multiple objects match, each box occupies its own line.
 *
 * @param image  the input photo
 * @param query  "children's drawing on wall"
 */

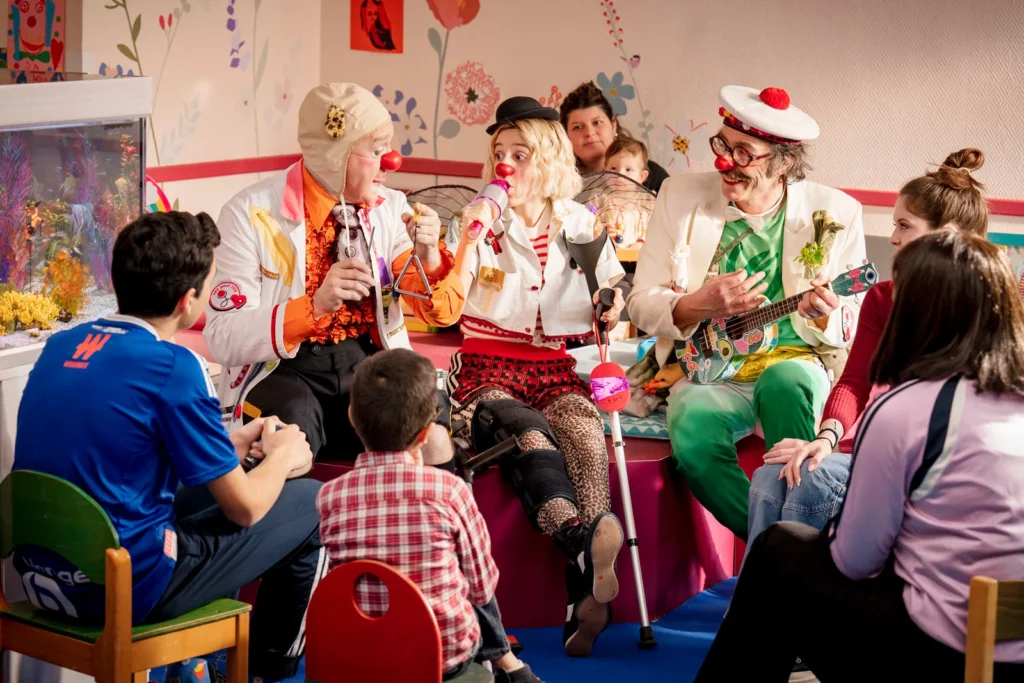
xmin=7 ymin=0 xmax=66 ymax=72
xmin=598 ymin=0 xmax=651 ymax=144
xmin=373 ymin=86 xmax=428 ymax=156
xmin=351 ymin=0 xmax=403 ymax=53
xmin=426 ymin=0 xmax=481 ymax=168
xmin=657 ymin=118 xmax=708 ymax=170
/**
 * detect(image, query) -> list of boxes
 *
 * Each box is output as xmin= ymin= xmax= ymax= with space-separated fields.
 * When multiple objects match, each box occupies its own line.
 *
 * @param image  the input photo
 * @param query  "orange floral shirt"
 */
xmin=282 ymin=163 xmax=465 ymax=350
xmin=303 ymin=201 xmax=378 ymax=344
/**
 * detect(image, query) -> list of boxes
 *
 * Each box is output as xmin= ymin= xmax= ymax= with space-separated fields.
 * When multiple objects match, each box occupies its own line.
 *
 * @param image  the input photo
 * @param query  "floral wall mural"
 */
xmin=444 ymin=61 xmax=499 ymax=128
xmin=374 ymin=86 xmax=428 ymax=157
xmin=424 ymin=0 xmax=499 ymax=161
xmin=598 ymin=0 xmax=651 ymax=143
xmin=83 ymin=0 xmax=321 ymax=216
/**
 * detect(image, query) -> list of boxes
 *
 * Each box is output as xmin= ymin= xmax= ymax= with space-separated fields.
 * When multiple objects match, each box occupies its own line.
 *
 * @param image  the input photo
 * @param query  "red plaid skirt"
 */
xmin=447 ymin=343 xmax=591 ymax=409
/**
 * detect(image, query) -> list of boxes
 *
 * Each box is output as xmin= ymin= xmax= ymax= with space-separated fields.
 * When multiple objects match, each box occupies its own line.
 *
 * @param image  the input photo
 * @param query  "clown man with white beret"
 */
xmin=627 ymin=86 xmax=867 ymax=539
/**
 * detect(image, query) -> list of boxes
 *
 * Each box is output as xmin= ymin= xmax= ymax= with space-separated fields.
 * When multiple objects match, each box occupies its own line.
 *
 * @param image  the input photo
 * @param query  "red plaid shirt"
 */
xmin=316 ymin=451 xmax=499 ymax=672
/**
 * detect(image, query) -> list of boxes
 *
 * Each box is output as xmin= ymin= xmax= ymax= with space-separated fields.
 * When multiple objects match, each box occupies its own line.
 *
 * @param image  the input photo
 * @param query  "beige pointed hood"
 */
xmin=297 ymin=83 xmax=391 ymax=196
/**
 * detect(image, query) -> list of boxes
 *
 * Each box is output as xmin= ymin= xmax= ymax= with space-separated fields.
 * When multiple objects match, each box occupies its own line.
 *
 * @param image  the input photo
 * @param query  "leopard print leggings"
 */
xmin=454 ymin=389 xmax=612 ymax=534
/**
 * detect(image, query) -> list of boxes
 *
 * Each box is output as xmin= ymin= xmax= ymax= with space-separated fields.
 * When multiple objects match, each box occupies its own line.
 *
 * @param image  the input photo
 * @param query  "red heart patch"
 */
xmin=50 ymin=38 xmax=64 ymax=71
xmin=230 ymin=294 xmax=247 ymax=309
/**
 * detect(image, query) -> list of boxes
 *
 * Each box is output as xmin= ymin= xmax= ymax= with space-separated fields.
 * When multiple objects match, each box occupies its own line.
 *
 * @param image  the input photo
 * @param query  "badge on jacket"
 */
xmin=210 ymin=282 xmax=247 ymax=311
xmin=478 ymin=266 xmax=506 ymax=313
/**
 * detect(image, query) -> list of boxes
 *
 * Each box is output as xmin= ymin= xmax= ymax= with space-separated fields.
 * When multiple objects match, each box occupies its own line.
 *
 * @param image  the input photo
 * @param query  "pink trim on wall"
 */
xmin=147 ymin=155 xmax=1024 ymax=216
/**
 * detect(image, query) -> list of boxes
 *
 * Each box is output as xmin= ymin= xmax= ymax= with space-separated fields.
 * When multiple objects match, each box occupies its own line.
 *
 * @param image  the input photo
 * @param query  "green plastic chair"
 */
xmin=0 ymin=470 xmax=251 ymax=682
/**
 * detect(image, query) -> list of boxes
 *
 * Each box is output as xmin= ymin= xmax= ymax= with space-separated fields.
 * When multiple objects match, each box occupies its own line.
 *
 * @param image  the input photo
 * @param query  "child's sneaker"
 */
xmin=494 ymin=663 xmax=544 ymax=683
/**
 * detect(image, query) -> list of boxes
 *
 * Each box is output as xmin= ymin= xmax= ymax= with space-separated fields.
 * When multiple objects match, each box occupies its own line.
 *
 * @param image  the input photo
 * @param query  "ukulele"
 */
xmin=675 ymin=263 xmax=878 ymax=384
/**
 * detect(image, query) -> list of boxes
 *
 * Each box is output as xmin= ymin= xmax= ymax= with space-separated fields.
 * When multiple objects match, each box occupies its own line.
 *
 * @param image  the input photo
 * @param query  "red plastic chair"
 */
xmin=306 ymin=560 xmax=488 ymax=683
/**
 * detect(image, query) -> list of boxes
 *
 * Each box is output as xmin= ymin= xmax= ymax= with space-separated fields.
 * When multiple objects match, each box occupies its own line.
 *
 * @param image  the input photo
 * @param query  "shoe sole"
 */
xmin=589 ymin=514 xmax=623 ymax=604
xmin=563 ymin=595 xmax=610 ymax=657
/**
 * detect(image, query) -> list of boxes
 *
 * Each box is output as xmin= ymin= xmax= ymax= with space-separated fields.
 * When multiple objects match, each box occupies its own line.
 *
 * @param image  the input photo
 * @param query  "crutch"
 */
xmin=591 ymin=287 xmax=657 ymax=649
xmin=564 ymin=229 xmax=656 ymax=648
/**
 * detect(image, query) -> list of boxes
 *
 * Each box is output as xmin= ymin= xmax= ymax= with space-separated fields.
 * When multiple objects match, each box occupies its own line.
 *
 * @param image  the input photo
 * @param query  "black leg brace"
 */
xmin=472 ymin=398 xmax=578 ymax=530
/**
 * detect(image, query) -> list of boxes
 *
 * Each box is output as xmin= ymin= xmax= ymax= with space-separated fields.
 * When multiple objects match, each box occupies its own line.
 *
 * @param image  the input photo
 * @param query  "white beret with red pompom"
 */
xmin=718 ymin=85 xmax=820 ymax=144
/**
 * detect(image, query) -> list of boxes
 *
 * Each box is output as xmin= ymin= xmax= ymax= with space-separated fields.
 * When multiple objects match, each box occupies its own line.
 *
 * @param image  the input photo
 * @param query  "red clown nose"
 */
xmin=380 ymin=150 xmax=403 ymax=172
xmin=495 ymin=163 xmax=515 ymax=178
xmin=714 ymin=155 xmax=735 ymax=172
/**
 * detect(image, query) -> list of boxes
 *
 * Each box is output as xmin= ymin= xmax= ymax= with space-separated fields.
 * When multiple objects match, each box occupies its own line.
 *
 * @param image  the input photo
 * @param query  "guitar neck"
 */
xmin=737 ymin=292 xmax=804 ymax=331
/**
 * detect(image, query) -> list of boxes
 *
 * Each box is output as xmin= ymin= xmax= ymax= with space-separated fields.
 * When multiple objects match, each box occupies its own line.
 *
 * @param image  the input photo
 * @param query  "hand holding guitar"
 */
xmin=797 ymin=272 xmax=839 ymax=319
xmin=674 ymin=269 xmax=769 ymax=330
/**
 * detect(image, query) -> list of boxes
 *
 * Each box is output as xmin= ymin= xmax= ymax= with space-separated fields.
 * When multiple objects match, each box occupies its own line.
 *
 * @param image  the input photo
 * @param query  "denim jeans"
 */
xmin=747 ymin=453 xmax=852 ymax=555
xmin=442 ymin=596 xmax=512 ymax=680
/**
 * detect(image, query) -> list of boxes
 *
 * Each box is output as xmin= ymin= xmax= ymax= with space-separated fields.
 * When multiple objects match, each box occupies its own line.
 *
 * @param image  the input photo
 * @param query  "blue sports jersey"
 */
xmin=13 ymin=314 xmax=239 ymax=624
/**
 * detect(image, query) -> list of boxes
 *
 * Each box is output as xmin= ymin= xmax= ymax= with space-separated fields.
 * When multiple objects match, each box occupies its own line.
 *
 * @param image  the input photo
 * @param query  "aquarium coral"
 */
xmin=0 ymin=133 xmax=33 ymax=288
xmin=0 ymin=291 xmax=60 ymax=335
xmin=42 ymin=252 xmax=90 ymax=320
xmin=87 ymin=134 xmax=139 ymax=291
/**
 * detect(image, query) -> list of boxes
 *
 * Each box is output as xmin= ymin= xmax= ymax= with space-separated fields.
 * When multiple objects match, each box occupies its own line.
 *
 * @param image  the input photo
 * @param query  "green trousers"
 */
xmin=666 ymin=359 xmax=830 ymax=539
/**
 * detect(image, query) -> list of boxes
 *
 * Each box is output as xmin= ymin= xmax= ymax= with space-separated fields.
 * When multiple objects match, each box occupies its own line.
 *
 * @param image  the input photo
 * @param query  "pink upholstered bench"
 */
xmin=311 ymin=435 xmax=764 ymax=628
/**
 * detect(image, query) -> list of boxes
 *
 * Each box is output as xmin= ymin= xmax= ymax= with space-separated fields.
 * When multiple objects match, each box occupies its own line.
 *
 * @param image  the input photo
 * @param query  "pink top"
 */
xmin=831 ymin=377 xmax=1024 ymax=662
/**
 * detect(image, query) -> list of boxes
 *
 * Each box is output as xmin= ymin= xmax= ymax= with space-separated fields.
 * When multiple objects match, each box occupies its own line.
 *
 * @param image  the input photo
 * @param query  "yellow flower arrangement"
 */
xmin=0 ymin=291 xmax=61 ymax=335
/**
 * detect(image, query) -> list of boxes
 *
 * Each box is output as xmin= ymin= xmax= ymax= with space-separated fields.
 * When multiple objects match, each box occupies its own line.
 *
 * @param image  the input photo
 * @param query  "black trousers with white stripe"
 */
xmin=695 ymin=522 xmax=1024 ymax=682
xmin=150 ymin=479 xmax=328 ymax=680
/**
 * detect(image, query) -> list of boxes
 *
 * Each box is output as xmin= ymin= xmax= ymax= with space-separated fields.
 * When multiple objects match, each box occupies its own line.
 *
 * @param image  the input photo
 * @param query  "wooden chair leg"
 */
xmin=226 ymin=612 xmax=250 ymax=683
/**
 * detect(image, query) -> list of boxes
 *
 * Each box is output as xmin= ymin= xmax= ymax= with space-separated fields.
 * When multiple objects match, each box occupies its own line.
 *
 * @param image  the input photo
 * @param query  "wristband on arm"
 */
xmin=817 ymin=427 xmax=839 ymax=451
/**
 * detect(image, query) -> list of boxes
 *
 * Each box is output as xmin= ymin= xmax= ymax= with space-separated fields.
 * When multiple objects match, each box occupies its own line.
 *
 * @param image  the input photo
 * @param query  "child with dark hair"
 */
xmin=14 ymin=211 xmax=323 ymax=682
xmin=604 ymin=137 xmax=649 ymax=185
xmin=317 ymin=349 xmax=542 ymax=682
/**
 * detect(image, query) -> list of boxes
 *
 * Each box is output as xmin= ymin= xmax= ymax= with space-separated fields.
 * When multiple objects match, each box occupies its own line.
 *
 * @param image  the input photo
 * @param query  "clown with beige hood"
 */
xmin=205 ymin=83 xmax=464 ymax=460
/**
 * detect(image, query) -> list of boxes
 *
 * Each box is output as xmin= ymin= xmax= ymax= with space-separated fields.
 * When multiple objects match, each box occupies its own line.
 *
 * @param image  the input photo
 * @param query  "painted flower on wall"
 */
xmin=374 ymin=86 xmax=429 ymax=156
xmin=595 ymin=72 xmax=634 ymax=116
xmin=98 ymin=63 xmax=136 ymax=77
xmin=655 ymin=119 xmax=709 ymax=171
xmin=226 ymin=0 xmax=251 ymax=70
xmin=426 ymin=0 xmax=481 ymax=29
xmin=538 ymin=85 xmax=563 ymax=109
xmin=444 ymin=61 xmax=500 ymax=127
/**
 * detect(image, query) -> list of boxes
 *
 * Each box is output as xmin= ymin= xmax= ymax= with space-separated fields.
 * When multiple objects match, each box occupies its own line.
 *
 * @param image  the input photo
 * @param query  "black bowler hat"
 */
xmin=485 ymin=96 xmax=560 ymax=135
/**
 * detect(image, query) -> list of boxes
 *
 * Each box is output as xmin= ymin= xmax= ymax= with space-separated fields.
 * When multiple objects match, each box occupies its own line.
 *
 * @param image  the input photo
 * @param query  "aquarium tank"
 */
xmin=0 ymin=70 xmax=151 ymax=351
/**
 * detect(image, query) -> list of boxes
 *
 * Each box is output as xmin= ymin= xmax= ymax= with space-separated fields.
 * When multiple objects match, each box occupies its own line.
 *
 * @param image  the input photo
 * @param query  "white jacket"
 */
xmin=457 ymin=199 xmax=624 ymax=344
xmin=627 ymin=173 xmax=867 ymax=369
xmin=205 ymin=162 xmax=426 ymax=428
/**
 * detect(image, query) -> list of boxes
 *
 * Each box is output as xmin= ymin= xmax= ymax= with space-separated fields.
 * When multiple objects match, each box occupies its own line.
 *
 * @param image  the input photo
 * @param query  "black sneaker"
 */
xmin=585 ymin=512 xmax=623 ymax=604
xmin=561 ymin=562 xmax=612 ymax=657
xmin=494 ymin=663 xmax=544 ymax=682
xmin=552 ymin=513 xmax=624 ymax=605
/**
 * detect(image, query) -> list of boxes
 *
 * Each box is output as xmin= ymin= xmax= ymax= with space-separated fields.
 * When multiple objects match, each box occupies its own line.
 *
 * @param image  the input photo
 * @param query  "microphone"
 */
xmin=467 ymin=163 xmax=515 ymax=239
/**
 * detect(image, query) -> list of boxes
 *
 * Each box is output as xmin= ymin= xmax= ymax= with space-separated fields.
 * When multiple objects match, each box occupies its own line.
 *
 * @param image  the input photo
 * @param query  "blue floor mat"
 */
xmin=505 ymin=578 xmax=735 ymax=682
xmin=149 ymin=579 xmax=735 ymax=683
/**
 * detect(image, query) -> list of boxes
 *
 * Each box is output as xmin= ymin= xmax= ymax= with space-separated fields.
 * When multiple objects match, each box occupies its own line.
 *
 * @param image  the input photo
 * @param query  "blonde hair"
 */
xmin=484 ymin=119 xmax=582 ymax=201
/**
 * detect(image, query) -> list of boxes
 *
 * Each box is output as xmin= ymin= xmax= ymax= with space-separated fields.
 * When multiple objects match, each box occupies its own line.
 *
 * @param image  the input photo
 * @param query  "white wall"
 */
xmin=322 ymin=0 xmax=1024 ymax=236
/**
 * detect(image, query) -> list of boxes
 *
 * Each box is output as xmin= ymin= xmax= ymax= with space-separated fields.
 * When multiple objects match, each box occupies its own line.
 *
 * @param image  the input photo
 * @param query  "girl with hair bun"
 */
xmin=748 ymin=148 xmax=990 ymax=546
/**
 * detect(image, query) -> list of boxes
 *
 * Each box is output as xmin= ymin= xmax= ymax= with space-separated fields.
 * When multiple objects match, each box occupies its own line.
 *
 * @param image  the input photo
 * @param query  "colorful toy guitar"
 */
xmin=675 ymin=263 xmax=878 ymax=384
